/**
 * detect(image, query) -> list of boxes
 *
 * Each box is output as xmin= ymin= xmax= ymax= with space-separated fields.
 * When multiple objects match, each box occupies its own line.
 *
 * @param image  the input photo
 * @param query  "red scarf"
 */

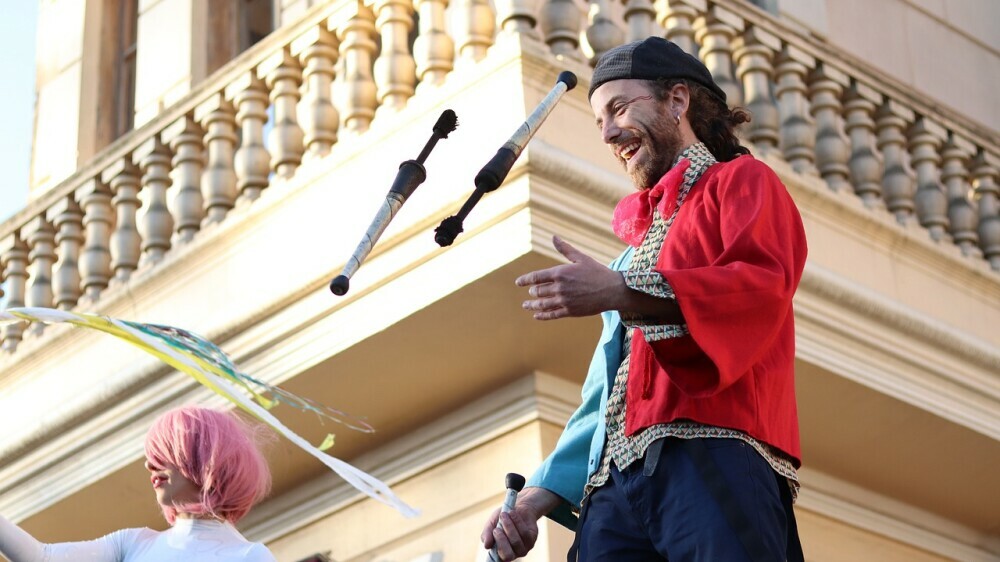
xmin=611 ymin=159 xmax=691 ymax=247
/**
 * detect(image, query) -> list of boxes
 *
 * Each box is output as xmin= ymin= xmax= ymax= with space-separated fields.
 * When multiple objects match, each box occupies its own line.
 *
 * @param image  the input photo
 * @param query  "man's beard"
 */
xmin=626 ymin=113 xmax=684 ymax=189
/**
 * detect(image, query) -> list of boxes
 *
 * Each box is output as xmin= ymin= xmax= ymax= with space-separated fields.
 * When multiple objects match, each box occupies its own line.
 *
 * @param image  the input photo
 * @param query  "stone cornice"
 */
xmin=795 ymin=263 xmax=999 ymax=440
xmin=800 ymin=262 xmax=999 ymax=379
xmin=796 ymin=467 xmax=1000 ymax=560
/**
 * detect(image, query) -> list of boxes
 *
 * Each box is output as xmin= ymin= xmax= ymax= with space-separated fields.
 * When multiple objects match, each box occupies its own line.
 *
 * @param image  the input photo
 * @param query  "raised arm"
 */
xmin=0 ymin=516 xmax=46 ymax=561
xmin=0 ymin=515 xmax=126 ymax=562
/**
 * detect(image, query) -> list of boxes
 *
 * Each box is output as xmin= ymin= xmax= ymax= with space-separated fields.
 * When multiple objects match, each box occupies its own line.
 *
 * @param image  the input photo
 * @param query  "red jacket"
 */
xmin=624 ymin=155 xmax=807 ymax=466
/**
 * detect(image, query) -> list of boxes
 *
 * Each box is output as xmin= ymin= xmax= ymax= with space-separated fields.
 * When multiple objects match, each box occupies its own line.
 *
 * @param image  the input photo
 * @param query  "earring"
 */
xmin=674 ymin=113 xmax=681 ymax=125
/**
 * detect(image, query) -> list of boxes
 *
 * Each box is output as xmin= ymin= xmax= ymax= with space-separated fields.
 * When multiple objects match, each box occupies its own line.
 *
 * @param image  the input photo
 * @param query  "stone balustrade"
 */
xmin=0 ymin=0 xmax=997 ymax=353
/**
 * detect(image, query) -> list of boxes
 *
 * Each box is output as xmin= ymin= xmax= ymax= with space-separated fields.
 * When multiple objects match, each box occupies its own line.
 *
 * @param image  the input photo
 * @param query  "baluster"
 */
xmin=541 ymin=0 xmax=582 ymax=58
xmin=163 ymin=115 xmax=205 ymax=242
xmin=373 ymin=0 xmax=417 ymax=111
xmin=293 ymin=27 xmax=340 ymax=159
xmin=732 ymin=26 xmax=779 ymax=155
xmin=971 ymin=150 xmax=1000 ymax=270
xmin=0 ymin=233 xmax=29 ymax=351
xmin=102 ymin=158 xmax=143 ymax=284
xmin=774 ymin=44 xmax=816 ymax=175
xmin=47 ymin=197 xmax=84 ymax=310
xmin=875 ymin=100 xmax=916 ymax=224
xmin=940 ymin=135 xmax=981 ymax=257
xmin=843 ymin=82 xmax=884 ymax=208
xmin=586 ymin=0 xmax=624 ymax=64
xmin=261 ymin=48 xmax=305 ymax=178
xmin=655 ymin=0 xmax=699 ymax=57
xmin=413 ymin=0 xmax=455 ymax=85
xmin=24 ymin=217 xmax=56 ymax=336
xmin=623 ymin=0 xmax=656 ymax=42
xmin=693 ymin=7 xmax=742 ymax=106
xmin=453 ymin=0 xmax=495 ymax=62
xmin=807 ymin=63 xmax=851 ymax=193
xmin=907 ymin=117 xmax=950 ymax=242
xmin=135 ymin=136 xmax=174 ymax=265
xmin=496 ymin=0 xmax=539 ymax=38
xmin=227 ymin=73 xmax=271 ymax=202
xmin=75 ymin=179 xmax=114 ymax=303
xmin=195 ymin=95 xmax=239 ymax=224
xmin=337 ymin=5 xmax=379 ymax=134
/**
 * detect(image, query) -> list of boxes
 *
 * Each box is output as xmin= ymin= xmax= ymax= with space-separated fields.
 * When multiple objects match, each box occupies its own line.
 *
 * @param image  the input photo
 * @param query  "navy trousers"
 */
xmin=570 ymin=438 xmax=802 ymax=562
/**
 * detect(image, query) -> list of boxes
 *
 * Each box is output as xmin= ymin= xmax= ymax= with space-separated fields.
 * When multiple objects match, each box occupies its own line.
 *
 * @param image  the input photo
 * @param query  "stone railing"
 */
xmin=0 ymin=0 xmax=997 ymax=353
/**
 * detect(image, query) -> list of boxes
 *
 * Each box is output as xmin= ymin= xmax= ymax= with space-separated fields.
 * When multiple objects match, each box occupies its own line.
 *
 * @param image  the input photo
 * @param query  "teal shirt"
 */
xmin=526 ymin=247 xmax=633 ymax=530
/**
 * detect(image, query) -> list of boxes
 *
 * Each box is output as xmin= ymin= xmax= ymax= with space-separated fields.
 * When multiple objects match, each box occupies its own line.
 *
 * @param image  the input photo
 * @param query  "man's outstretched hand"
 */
xmin=516 ymin=236 xmax=626 ymax=321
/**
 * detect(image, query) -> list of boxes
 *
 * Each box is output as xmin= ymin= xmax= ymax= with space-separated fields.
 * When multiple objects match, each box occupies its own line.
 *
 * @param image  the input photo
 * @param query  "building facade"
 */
xmin=1 ymin=0 xmax=998 ymax=560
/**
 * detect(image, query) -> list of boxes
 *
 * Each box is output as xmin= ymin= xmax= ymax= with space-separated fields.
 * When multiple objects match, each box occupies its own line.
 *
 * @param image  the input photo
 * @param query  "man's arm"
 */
xmin=644 ymin=159 xmax=808 ymax=395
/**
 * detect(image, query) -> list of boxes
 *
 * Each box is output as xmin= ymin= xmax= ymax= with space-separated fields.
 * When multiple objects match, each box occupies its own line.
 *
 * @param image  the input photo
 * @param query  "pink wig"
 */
xmin=144 ymin=406 xmax=271 ymax=524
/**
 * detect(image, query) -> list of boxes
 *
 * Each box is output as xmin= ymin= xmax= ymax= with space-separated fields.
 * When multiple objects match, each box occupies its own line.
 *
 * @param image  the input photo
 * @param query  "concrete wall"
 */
xmin=30 ymin=0 xmax=90 ymax=198
xmin=133 ymin=0 xmax=240 ymax=127
xmin=276 ymin=0 xmax=320 ymax=27
xmin=779 ymin=0 xmax=1000 ymax=130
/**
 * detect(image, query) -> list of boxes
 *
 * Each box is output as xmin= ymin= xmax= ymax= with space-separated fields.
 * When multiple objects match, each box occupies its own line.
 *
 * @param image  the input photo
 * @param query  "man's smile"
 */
xmin=618 ymin=139 xmax=641 ymax=161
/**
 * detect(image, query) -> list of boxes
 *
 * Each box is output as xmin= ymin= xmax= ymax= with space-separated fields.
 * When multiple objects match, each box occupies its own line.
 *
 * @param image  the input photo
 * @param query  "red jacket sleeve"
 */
xmin=647 ymin=157 xmax=807 ymax=396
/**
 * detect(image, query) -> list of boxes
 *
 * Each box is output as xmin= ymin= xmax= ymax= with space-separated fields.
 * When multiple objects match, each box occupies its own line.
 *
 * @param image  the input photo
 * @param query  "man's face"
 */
xmin=591 ymin=79 xmax=682 ymax=189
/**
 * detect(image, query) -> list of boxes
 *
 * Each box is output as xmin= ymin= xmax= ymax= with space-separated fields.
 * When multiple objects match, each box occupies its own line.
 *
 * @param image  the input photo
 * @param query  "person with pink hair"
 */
xmin=0 ymin=406 xmax=276 ymax=561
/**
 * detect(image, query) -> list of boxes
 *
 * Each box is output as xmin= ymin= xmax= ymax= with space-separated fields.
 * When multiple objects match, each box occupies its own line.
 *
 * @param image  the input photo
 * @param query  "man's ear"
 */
xmin=668 ymin=83 xmax=691 ymax=120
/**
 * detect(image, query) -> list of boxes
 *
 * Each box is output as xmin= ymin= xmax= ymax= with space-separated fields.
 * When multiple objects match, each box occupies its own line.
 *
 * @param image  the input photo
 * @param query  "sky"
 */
xmin=0 ymin=2 xmax=38 ymax=223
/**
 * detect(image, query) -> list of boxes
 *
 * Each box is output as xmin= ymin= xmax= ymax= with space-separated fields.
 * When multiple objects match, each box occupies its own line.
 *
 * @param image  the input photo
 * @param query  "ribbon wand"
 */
xmin=330 ymin=109 xmax=459 ymax=296
xmin=435 ymin=71 xmax=577 ymax=247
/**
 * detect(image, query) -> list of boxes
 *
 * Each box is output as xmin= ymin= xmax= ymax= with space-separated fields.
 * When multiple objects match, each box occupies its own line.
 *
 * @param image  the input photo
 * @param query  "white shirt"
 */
xmin=0 ymin=517 xmax=275 ymax=562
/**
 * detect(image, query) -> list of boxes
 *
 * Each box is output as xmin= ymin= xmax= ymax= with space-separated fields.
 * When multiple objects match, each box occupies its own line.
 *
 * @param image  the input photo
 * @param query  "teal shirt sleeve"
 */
xmin=525 ymin=247 xmax=632 ymax=530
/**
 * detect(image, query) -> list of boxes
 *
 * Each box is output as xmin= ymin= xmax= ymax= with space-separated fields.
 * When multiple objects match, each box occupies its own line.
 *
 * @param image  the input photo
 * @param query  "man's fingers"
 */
xmin=481 ymin=509 xmax=500 ymax=546
xmin=515 ymin=267 xmax=558 ymax=287
xmin=528 ymin=283 xmax=558 ymax=298
xmin=552 ymin=235 xmax=585 ymax=263
xmin=498 ymin=512 xmax=526 ymax=555
xmin=532 ymin=309 xmax=568 ymax=321
xmin=492 ymin=527 xmax=514 ymax=561
xmin=522 ymin=296 xmax=564 ymax=312
xmin=522 ymin=295 xmax=570 ymax=319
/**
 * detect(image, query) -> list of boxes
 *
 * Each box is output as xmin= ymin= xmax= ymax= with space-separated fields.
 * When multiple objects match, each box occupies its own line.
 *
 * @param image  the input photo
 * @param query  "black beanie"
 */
xmin=588 ymin=36 xmax=727 ymax=103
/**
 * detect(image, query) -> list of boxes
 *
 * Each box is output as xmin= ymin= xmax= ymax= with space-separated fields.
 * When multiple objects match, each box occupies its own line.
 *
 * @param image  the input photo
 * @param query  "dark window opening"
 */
xmin=239 ymin=0 xmax=274 ymax=51
xmin=745 ymin=0 xmax=779 ymax=15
